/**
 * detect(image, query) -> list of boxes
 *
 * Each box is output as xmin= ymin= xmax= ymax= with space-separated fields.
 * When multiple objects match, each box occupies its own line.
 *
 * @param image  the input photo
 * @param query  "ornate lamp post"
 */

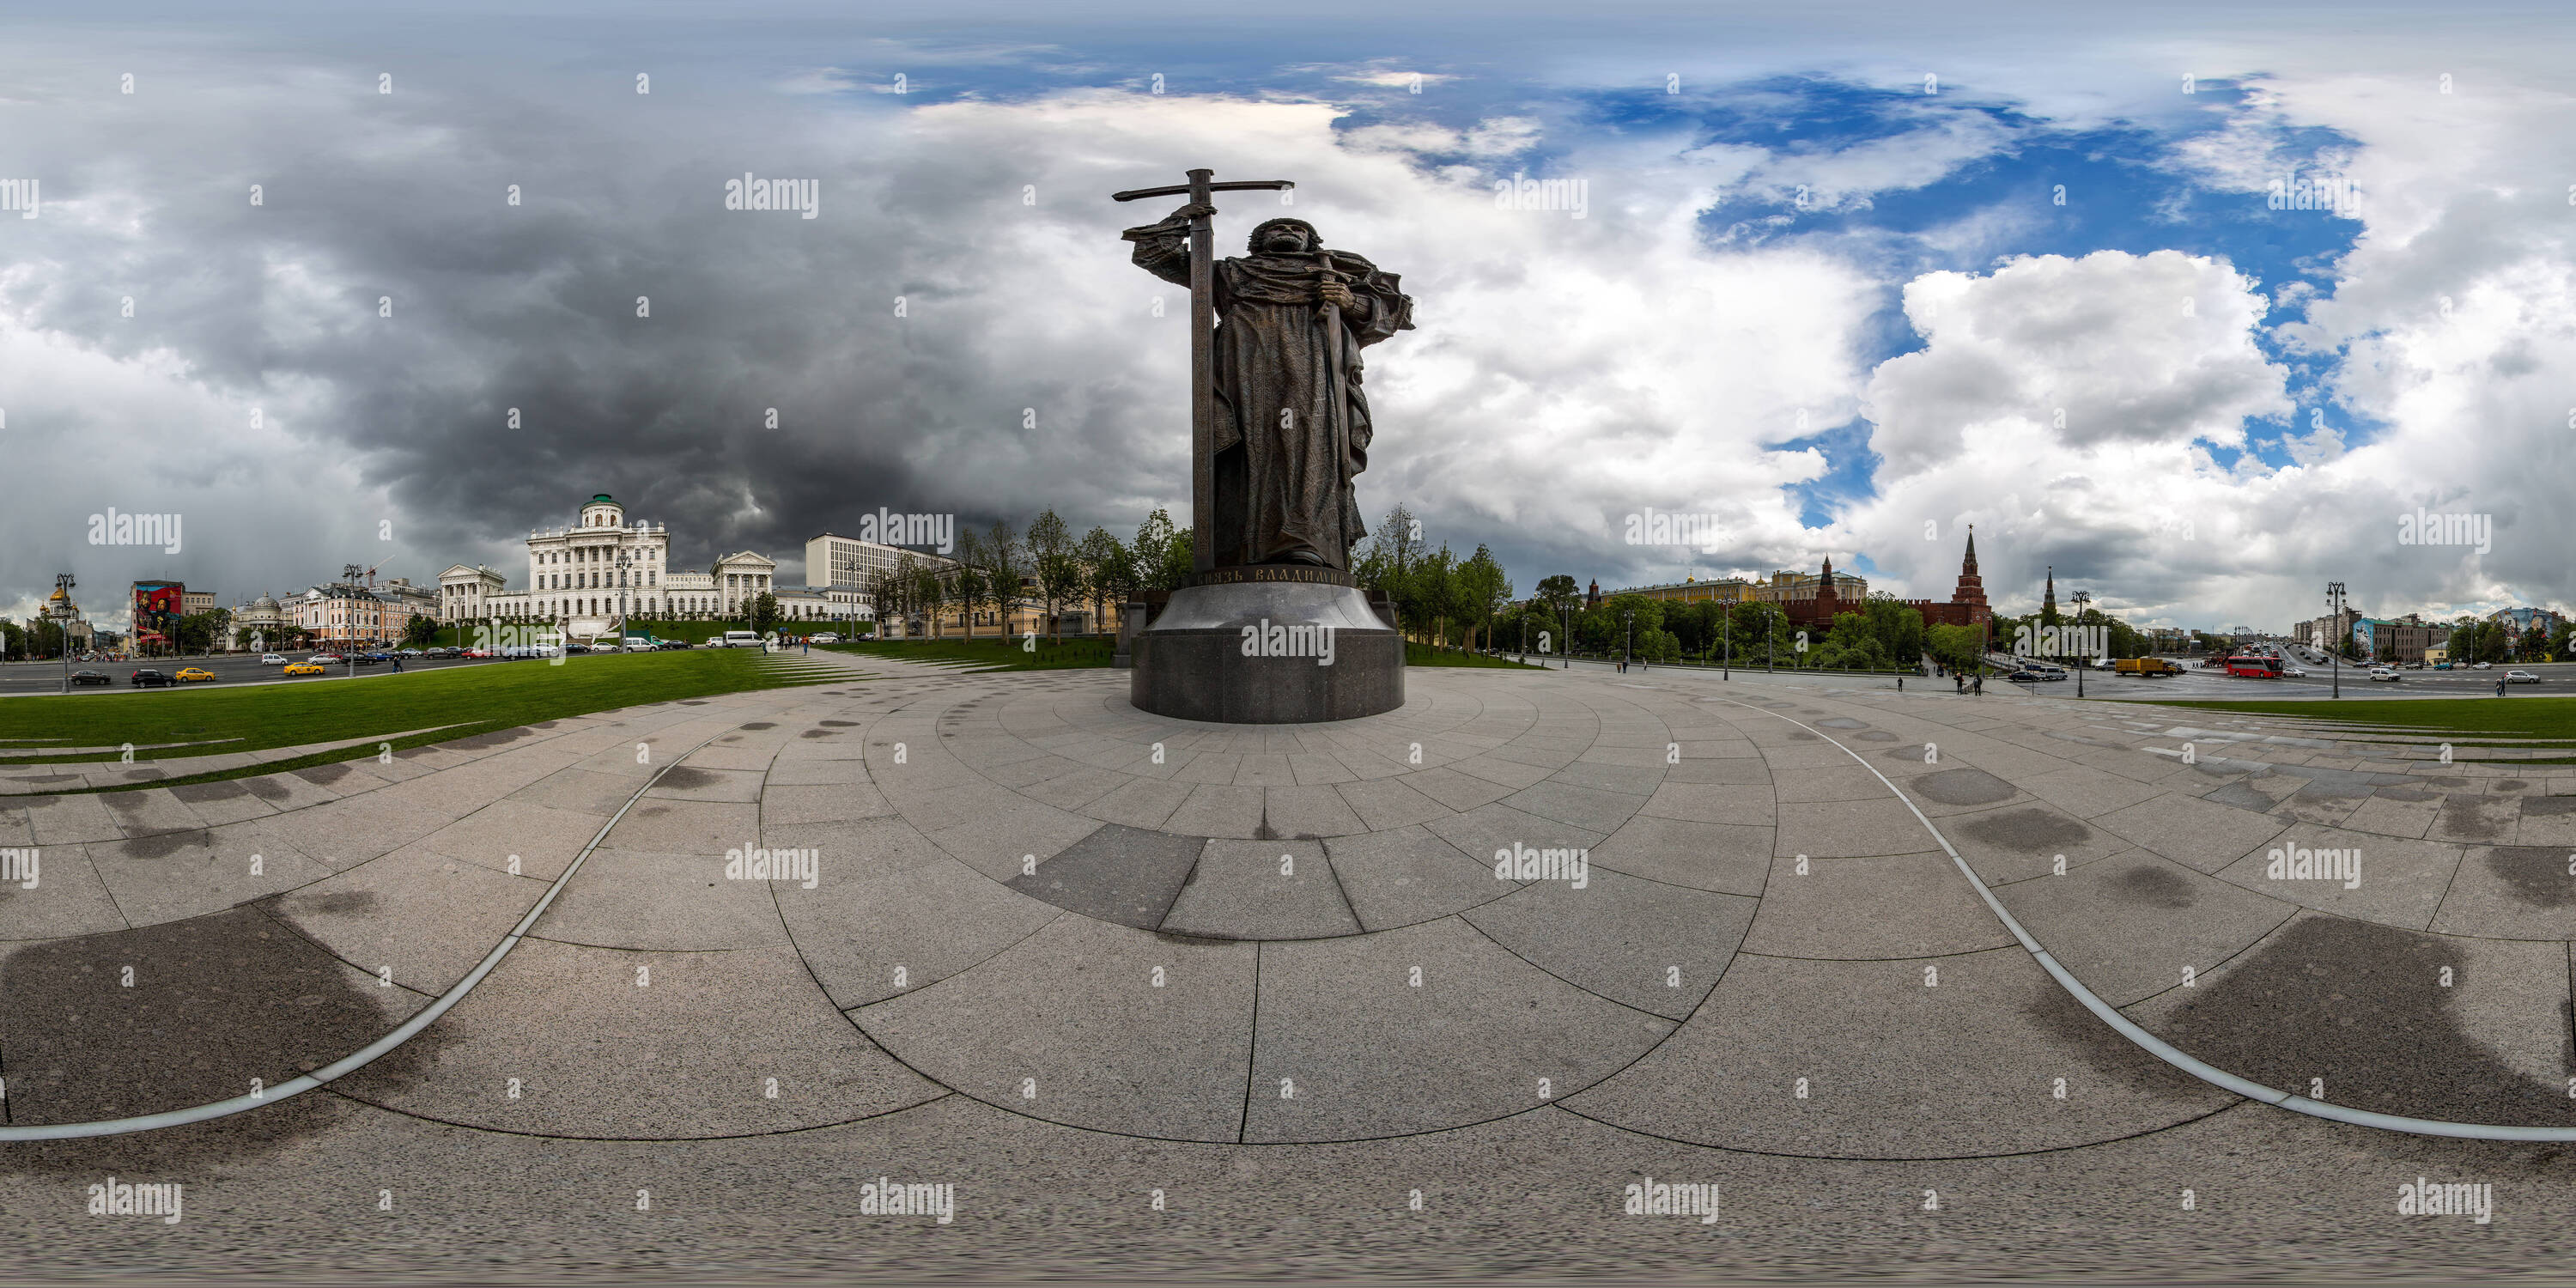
xmin=2325 ymin=581 xmax=2346 ymax=699
xmin=2071 ymin=589 xmax=2092 ymax=696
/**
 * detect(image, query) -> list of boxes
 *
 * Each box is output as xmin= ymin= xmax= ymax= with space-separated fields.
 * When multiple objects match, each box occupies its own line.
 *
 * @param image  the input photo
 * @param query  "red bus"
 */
xmin=2224 ymin=654 xmax=2281 ymax=678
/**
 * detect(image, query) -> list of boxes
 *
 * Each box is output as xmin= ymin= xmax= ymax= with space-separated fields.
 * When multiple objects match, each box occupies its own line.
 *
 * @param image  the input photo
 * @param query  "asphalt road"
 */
xmin=0 ymin=651 xmax=515 ymax=696
xmin=1546 ymin=653 xmax=2576 ymax=701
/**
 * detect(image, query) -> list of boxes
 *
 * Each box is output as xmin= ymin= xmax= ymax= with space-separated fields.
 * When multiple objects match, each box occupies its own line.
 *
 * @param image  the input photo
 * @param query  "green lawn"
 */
xmin=822 ymin=636 xmax=1114 ymax=671
xmin=1405 ymin=643 xmax=1547 ymax=669
xmin=0 ymin=650 xmax=837 ymax=789
xmin=2149 ymin=695 xmax=2576 ymax=744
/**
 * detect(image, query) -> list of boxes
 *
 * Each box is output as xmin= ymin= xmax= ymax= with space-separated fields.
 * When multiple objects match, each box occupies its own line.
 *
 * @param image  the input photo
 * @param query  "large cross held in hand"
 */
xmin=1112 ymin=168 xmax=1294 ymax=573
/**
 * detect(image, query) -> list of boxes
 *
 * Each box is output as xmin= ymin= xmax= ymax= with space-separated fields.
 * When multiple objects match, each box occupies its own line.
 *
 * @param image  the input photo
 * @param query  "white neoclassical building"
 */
xmin=439 ymin=493 xmax=829 ymax=640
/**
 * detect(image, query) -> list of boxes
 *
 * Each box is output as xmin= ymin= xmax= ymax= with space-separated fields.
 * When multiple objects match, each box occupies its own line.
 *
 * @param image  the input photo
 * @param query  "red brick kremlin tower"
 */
xmin=1949 ymin=526 xmax=1990 ymax=618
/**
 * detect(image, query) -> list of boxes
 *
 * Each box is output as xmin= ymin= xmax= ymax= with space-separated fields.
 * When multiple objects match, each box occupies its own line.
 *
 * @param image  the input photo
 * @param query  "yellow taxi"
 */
xmin=175 ymin=667 xmax=216 ymax=683
xmin=283 ymin=662 xmax=328 ymax=676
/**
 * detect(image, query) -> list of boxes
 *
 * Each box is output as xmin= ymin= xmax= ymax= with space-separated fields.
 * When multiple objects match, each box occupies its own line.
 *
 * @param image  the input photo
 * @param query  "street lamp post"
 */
xmin=1623 ymin=610 xmax=1634 ymax=672
xmin=1722 ymin=610 xmax=1730 ymax=680
xmin=54 ymin=573 xmax=74 ymax=695
xmin=1560 ymin=604 xmax=1571 ymax=670
xmin=2071 ymin=589 xmax=2092 ymax=697
xmin=2326 ymin=581 xmax=2346 ymax=699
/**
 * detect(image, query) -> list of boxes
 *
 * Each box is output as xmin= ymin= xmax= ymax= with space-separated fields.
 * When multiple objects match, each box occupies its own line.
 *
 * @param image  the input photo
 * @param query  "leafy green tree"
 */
xmin=1133 ymin=509 xmax=1182 ymax=594
xmin=909 ymin=558 xmax=949 ymax=639
xmin=1454 ymin=544 xmax=1511 ymax=652
xmin=876 ymin=554 xmax=916 ymax=640
xmin=980 ymin=519 xmax=1023 ymax=639
xmin=1026 ymin=509 xmax=1083 ymax=640
xmin=748 ymin=592 xmax=781 ymax=637
xmin=1534 ymin=574 xmax=1580 ymax=615
xmin=1078 ymin=526 xmax=1131 ymax=637
xmin=404 ymin=615 xmax=440 ymax=648
xmin=951 ymin=532 xmax=989 ymax=640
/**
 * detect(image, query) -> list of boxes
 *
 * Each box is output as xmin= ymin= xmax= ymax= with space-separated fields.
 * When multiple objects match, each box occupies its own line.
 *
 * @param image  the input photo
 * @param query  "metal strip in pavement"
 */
xmin=0 ymin=727 xmax=730 ymax=1141
xmin=1714 ymin=696 xmax=2576 ymax=1143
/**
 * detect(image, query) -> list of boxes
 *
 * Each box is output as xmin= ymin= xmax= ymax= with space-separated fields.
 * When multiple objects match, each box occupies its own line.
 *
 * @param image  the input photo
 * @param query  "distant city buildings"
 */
xmin=1599 ymin=530 xmax=1992 ymax=640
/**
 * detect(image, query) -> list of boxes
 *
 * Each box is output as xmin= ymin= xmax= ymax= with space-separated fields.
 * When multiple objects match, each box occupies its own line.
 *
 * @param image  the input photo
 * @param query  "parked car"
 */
xmin=460 ymin=647 xmax=493 ymax=659
xmin=2369 ymin=666 xmax=2401 ymax=682
xmin=310 ymin=653 xmax=343 ymax=664
xmin=259 ymin=653 xmax=289 ymax=665
xmin=70 ymin=669 xmax=111 ymax=686
xmin=2507 ymin=670 xmax=2542 ymax=684
xmin=130 ymin=669 xmax=174 ymax=687
xmin=2473 ymin=661 xmax=2493 ymax=670
xmin=811 ymin=633 xmax=841 ymax=645
xmin=349 ymin=653 xmax=381 ymax=666
xmin=720 ymin=630 xmax=763 ymax=648
xmin=175 ymin=667 xmax=216 ymax=683
xmin=2434 ymin=661 xmax=2453 ymax=670
xmin=283 ymin=662 xmax=327 ymax=676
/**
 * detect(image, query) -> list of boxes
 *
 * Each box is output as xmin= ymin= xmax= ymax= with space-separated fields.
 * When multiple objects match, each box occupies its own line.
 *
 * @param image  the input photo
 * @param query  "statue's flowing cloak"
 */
xmin=1127 ymin=218 xmax=1413 ymax=568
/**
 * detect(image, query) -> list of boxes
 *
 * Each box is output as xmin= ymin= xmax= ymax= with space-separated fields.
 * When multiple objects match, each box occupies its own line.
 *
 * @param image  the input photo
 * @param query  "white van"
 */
xmin=720 ymin=630 xmax=762 ymax=648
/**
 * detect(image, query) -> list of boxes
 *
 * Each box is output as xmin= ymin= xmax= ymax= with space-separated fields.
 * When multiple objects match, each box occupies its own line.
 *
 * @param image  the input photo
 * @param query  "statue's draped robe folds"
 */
xmin=1124 ymin=215 xmax=1414 ymax=568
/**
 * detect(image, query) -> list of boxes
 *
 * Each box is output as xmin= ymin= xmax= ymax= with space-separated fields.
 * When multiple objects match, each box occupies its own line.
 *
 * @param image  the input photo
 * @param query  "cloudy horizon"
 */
xmin=5 ymin=1 xmax=2571 ymax=635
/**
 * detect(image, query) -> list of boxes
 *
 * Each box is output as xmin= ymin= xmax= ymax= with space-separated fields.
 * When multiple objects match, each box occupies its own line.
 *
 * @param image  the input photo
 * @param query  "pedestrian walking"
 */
xmin=1973 ymin=674 xmax=1983 ymax=696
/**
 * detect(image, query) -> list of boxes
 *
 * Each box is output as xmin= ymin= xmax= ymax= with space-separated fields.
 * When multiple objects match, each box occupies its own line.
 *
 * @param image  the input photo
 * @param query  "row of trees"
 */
xmin=2444 ymin=616 xmax=2570 ymax=664
xmin=868 ymin=508 xmax=1194 ymax=641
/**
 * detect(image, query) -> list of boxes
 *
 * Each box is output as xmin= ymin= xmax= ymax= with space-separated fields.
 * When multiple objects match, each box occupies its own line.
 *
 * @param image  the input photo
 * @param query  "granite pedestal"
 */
xmin=1130 ymin=573 xmax=1403 ymax=723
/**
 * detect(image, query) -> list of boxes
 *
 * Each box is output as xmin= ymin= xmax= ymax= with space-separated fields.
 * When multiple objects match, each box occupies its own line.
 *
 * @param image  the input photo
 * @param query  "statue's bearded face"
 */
xmin=1260 ymin=224 xmax=1310 ymax=252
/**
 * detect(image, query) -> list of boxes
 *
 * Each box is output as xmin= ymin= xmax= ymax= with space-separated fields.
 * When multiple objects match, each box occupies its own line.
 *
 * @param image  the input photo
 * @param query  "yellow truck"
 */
xmin=2115 ymin=657 xmax=2184 ymax=677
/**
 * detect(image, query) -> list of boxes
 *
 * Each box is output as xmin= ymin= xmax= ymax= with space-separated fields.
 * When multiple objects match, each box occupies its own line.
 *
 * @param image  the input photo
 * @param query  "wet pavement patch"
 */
xmin=1849 ymin=731 xmax=1899 ymax=743
xmin=111 ymin=830 xmax=216 ymax=861
xmin=739 ymin=722 xmax=777 ymax=731
xmin=1009 ymin=825 xmax=1206 ymax=930
xmin=1816 ymin=718 xmax=1868 ymax=730
xmin=2520 ymin=797 xmax=2576 ymax=817
xmin=819 ymin=720 xmax=859 ymax=727
xmin=2153 ymin=917 xmax=2574 ymax=1127
xmin=0 ymin=904 xmax=434 ymax=1139
xmin=2202 ymin=781 xmax=2281 ymax=813
xmin=295 ymin=764 xmax=352 ymax=786
xmin=653 ymin=767 xmax=722 ymax=790
xmin=799 ymin=729 xmax=837 ymax=738
xmin=2109 ymin=862 xmax=2196 ymax=908
xmin=1911 ymin=767 xmax=2018 ymax=806
xmin=441 ymin=728 xmax=529 ymax=751
xmin=2022 ymin=987 xmax=2215 ymax=1103
xmin=167 ymin=781 xmax=249 ymax=804
xmin=2436 ymin=796 xmax=2514 ymax=841
xmin=244 ymin=777 xmax=295 ymax=803
xmin=1954 ymin=808 xmax=2093 ymax=854
xmin=2481 ymin=848 xmax=2576 ymax=908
